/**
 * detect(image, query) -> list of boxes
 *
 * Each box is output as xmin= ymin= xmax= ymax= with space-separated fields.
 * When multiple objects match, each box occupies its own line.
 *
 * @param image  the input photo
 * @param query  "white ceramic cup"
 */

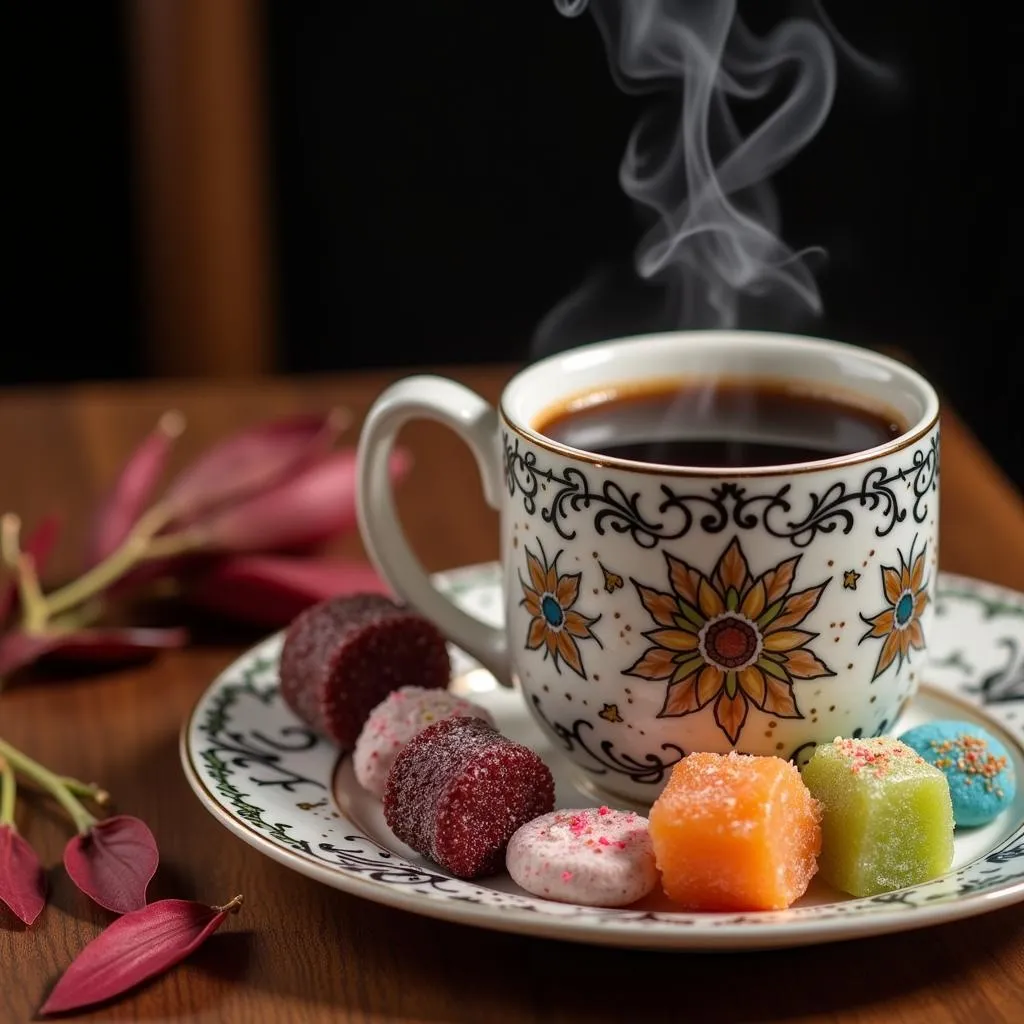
xmin=357 ymin=331 xmax=940 ymax=802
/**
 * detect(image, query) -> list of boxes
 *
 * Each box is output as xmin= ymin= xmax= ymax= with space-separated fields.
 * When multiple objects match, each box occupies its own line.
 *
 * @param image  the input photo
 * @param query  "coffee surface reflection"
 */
xmin=535 ymin=380 xmax=905 ymax=468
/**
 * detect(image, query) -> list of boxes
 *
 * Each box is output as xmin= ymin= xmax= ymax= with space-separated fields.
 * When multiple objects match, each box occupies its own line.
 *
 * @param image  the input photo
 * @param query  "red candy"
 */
xmin=278 ymin=594 xmax=450 ymax=750
xmin=383 ymin=716 xmax=555 ymax=879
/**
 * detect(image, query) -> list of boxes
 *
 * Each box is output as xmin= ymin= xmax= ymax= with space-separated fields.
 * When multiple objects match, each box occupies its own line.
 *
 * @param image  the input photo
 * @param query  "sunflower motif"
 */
xmin=859 ymin=540 xmax=929 ymax=680
xmin=625 ymin=537 xmax=834 ymax=745
xmin=520 ymin=543 xmax=602 ymax=678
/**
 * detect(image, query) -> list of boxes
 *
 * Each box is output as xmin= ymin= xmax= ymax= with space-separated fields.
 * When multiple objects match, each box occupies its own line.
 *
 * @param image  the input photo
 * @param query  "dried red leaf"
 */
xmin=22 ymin=515 xmax=61 ymax=574
xmin=40 ymin=895 xmax=243 ymax=1015
xmin=0 ymin=632 xmax=62 ymax=679
xmin=0 ymin=627 xmax=188 ymax=680
xmin=161 ymin=412 xmax=347 ymax=525
xmin=187 ymin=555 xmax=390 ymax=628
xmin=0 ymin=514 xmax=62 ymax=626
xmin=191 ymin=447 xmax=409 ymax=555
xmin=44 ymin=627 xmax=189 ymax=663
xmin=0 ymin=824 xmax=47 ymax=926
xmin=63 ymin=814 xmax=159 ymax=914
xmin=86 ymin=411 xmax=183 ymax=567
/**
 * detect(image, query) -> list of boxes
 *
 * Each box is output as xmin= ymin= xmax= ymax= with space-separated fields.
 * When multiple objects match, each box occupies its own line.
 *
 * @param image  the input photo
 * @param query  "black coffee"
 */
xmin=536 ymin=380 xmax=904 ymax=468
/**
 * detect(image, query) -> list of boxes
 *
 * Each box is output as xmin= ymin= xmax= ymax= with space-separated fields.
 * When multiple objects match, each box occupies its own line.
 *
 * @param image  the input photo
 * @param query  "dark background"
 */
xmin=8 ymin=2 xmax=1022 ymax=486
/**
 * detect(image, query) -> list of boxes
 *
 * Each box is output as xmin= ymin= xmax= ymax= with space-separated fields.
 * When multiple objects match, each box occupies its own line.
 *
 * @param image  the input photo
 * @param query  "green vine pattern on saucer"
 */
xmin=186 ymin=565 xmax=1024 ymax=931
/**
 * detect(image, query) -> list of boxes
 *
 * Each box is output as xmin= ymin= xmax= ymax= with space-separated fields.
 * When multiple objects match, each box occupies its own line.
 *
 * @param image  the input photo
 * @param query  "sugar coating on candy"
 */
xmin=801 ymin=736 xmax=954 ymax=897
xmin=383 ymin=716 xmax=554 ymax=879
xmin=506 ymin=807 xmax=657 ymax=907
xmin=353 ymin=686 xmax=495 ymax=797
xmin=649 ymin=752 xmax=822 ymax=912
xmin=899 ymin=721 xmax=1016 ymax=827
xmin=279 ymin=594 xmax=450 ymax=750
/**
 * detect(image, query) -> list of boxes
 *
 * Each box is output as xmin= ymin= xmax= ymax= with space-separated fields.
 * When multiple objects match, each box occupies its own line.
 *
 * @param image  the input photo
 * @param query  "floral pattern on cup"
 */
xmin=355 ymin=335 xmax=943 ymax=802
xmin=624 ymin=536 xmax=835 ymax=745
xmin=859 ymin=538 xmax=929 ymax=680
xmin=520 ymin=542 xmax=602 ymax=678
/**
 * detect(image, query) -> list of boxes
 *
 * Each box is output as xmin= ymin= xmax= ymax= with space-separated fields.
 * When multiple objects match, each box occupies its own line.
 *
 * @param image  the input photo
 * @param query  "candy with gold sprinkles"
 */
xmin=899 ymin=721 xmax=1016 ymax=827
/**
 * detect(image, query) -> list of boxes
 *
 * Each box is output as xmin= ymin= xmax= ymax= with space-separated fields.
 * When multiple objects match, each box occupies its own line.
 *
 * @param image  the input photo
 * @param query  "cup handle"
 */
xmin=356 ymin=375 xmax=510 ymax=685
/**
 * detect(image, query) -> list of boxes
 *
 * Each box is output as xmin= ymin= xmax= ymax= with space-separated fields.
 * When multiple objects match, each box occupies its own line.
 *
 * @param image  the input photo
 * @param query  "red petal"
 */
xmin=0 ymin=824 xmax=47 ymax=926
xmin=0 ymin=632 xmax=62 ymax=679
xmin=44 ymin=627 xmax=189 ymax=664
xmin=0 ymin=515 xmax=61 ymax=626
xmin=187 ymin=555 xmax=390 ymax=628
xmin=63 ymin=815 xmax=159 ymax=914
xmin=23 ymin=515 xmax=61 ymax=574
xmin=40 ymin=895 xmax=242 ymax=1015
xmin=0 ymin=627 xmax=189 ymax=679
xmin=192 ymin=447 xmax=409 ymax=554
xmin=86 ymin=412 xmax=183 ymax=567
xmin=161 ymin=412 xmax=347 ymax=524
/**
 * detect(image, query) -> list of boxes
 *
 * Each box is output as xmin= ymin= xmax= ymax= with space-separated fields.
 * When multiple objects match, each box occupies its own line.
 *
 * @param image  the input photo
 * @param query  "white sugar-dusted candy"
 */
xmin=353 ymin=685 xmax=494 ymax=797
xmin=506 ymin=807 xmax=657 ymax=907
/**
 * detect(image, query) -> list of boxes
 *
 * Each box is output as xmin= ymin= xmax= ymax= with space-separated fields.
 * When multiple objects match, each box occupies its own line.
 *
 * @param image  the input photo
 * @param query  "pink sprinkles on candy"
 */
xmin=832 ymin=737 xmax=923 ymax=778
xmin=505 ymin=807 xmax=659 ymax=908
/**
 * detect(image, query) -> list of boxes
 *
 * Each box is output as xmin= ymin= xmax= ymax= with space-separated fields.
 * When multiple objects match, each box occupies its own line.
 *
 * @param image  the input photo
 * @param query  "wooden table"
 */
xmin=2 ymin=366 xmax=1023 ymax=1023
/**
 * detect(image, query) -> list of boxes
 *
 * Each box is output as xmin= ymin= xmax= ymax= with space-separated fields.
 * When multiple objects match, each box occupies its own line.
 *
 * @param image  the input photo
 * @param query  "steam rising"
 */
xmin=538 ymin=0 xmax=863 ymax=352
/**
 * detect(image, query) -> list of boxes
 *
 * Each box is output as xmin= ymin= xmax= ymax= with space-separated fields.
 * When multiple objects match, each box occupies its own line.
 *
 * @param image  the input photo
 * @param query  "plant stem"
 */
xmin=0 ymin=513 xmax=20 ymax=572
xmin=0 ymin=738 xmax=97 ymax=833
xmin=0 ymin=754 xmax=15 ymax=827
xmin=48 ymin=596 xmax=108 ymax=633
xmin=41 ymin=503 xmax=175 ymax=621
xmin=1 ymin=516 xmax=49 ymax=631
xmin=18 ymin=554 xmax=48 ymax=631
xmin=142 ymin=530 xmax=204 ymax=560
xmin=60 ymin=777 xmax=110 ymax=805
xmin=216 ymin=894 xmax=245 ymax=913
xmin=3 ymin=409 xmax=191 ymax=629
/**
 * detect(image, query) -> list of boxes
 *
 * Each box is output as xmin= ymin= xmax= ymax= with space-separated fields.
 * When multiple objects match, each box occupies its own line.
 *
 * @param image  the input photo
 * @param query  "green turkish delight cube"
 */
xmin=801 ymin=736 xmax=954 ymax=897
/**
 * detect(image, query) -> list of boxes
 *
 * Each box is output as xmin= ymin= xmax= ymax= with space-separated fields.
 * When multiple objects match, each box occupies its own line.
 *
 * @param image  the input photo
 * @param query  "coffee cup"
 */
xmin=356 ymin=331 xmax=939 ymax=802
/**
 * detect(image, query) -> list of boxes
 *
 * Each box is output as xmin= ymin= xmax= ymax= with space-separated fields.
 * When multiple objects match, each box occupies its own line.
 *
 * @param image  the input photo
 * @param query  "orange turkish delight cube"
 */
xmin=649 ymin=751 xmax=822 ymax=911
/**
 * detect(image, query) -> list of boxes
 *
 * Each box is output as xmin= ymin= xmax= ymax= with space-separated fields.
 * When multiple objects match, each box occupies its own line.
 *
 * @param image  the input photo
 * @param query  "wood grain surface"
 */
xmin=1 ymin=366 xmax=1022 ymax=1024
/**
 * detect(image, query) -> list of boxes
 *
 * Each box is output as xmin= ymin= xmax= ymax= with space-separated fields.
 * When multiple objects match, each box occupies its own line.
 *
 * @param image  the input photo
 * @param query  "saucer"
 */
xmin=181 ymin=565 xmax=1023 ymax=951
